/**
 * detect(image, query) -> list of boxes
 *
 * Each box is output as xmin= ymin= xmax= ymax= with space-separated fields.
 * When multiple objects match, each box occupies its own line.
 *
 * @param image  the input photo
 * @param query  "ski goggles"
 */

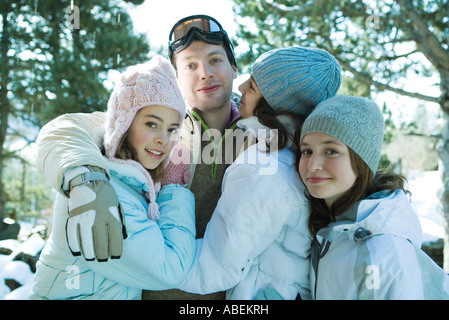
xmin=168 ymin=15 xmax=236 ymax=66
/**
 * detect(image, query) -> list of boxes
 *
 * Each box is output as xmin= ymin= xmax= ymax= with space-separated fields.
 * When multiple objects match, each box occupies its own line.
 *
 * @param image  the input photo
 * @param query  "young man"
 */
xmin=36 ymin=15 xmax=249 ymax=299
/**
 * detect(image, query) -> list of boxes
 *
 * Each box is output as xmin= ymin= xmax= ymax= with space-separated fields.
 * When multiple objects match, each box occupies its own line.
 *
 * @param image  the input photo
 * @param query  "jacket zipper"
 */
xmin=311 ymin=238 xmax=331 ymax=299
xmin=191 ymin=110 xmax=240 ymax=180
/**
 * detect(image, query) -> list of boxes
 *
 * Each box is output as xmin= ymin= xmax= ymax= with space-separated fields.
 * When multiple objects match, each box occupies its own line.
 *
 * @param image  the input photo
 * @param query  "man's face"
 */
xmin=174 ymin=40 xmax=238 ymax=113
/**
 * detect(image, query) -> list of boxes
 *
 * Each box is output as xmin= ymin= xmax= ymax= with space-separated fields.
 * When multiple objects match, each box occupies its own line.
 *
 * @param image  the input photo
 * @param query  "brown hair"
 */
xmin=114 ymin=131 xmax=166 ymax=183
xmin=296 ymin=147 xmax=408 ymax=238
xmin=254 ymin=97 xmax=308 ymax=152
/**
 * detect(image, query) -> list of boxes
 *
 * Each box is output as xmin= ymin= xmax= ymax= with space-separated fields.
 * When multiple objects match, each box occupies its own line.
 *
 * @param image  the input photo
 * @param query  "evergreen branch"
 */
xmin=395 ymin=0 xmax=449 ymax=71
xmin=261 ymin=0 xmax=325 ymax=16
xmin=405 ymin=132 xmax=441 ymax=139
xmin=337 ymin=57 xmax=440 ymax=103
xmin=378 ymin=50 xmax=420 ymax=61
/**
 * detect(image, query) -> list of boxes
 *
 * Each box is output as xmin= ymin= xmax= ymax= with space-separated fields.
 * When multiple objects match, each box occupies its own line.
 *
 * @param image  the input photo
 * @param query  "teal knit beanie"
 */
xmin=251 ymin=46 xmax=342 ymax=115
xmin=300 ymin=95 xmax=384 ymax=174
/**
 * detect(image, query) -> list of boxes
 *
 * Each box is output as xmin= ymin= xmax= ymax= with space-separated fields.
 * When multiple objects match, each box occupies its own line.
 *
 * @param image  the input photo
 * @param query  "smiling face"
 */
xmin=238 ymin=75 xmax=263 ymax=118
xmin=126 ymin=105 xmax=180 ymax=170
xmin=299 ymin=132 xmax=357 ymax=208
xmin=174 ymin=40 xmax=238 ymax=113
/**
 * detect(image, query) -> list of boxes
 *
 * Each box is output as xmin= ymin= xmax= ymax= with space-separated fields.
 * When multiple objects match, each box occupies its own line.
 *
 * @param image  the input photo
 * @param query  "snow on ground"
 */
xmin=0 ymin=232 xmax=45 ymax=300
xmin=0 ymin=170 xmax=446 ymax=299
xmin=408 ymin=170 xmax=445 ymax=243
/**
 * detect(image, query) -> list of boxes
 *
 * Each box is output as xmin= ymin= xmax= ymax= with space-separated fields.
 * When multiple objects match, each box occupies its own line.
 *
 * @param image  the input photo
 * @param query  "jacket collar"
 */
xmin=187 ymin=100 xmax=242 ymax=132
xmin=236 ymin=115 xmax=297 ymax=152
xmin=104 ymin=156 xmax=161 ymax=220
xmin=316 ymin=189 xmax=422 ymax=246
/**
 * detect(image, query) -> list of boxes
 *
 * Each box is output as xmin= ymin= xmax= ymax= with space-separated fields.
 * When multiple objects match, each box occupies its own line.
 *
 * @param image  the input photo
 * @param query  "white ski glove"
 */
xmin=66 ymin=166 xmax=126 ymax=262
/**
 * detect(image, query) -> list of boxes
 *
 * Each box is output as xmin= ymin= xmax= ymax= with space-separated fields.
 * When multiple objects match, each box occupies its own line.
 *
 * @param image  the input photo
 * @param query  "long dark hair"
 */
xmin=254 ymin=97 xmax=309 ymax=151
xmin=296 ymin=146 xmax=408 ymax=238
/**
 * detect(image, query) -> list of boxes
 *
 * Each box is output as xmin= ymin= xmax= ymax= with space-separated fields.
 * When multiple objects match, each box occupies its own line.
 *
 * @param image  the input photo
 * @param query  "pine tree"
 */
xmin=0 ymin=0 xmax=150 ymax=232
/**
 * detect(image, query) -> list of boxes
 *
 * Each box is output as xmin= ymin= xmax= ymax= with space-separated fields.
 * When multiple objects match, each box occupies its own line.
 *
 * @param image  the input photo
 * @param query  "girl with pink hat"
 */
xmin=31 ymin=56 xmax=196 ymax=300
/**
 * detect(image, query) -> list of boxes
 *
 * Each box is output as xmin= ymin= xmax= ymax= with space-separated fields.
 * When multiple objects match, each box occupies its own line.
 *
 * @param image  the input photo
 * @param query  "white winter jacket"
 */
xmin=180 ymin=117 xmax=312 ymax=300
xmin=311 ymin=189 xmax=449 ymax=300
xmin=36 ymin=112 xmax=108 ymax=193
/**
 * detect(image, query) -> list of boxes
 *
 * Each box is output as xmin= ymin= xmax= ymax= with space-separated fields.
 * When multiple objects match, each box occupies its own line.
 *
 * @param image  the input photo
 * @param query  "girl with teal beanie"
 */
xmin=180 ymin=46 xmax=342 ymax=299
xmin=298 ymin=95 xmax=449 ymax=299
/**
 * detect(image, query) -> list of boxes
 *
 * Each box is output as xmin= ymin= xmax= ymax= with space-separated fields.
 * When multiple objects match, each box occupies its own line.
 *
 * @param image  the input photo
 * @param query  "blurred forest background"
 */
xmin=0 ymin=0 xmax=448 ymax=268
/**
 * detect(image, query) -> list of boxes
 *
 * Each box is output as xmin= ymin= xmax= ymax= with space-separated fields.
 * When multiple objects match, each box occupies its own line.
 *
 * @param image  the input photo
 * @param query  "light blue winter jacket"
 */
xmin=311 ymin=189 xmax=449 ymax=300
xmin=30 ymin=158 xmax=196 ymax=300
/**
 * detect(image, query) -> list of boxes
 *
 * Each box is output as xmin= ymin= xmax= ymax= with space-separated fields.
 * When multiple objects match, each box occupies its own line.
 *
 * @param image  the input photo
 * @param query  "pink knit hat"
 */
xmin=104 ymin=55 xmax=185 ymax=159
xmin=104 ymin=55 xmax=186 ymax=220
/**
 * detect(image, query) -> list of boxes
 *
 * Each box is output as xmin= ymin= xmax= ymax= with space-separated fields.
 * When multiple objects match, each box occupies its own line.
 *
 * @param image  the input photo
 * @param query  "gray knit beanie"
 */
xmin=251 ymin=46 xmax=342 ymax=115
xmin=300 ymin=95 xmax=384 ymax=174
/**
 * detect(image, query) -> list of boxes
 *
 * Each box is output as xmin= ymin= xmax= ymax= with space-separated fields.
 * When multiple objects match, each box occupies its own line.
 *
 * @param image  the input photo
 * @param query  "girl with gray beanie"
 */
xmin=180 ymin=46 xmax=342 ymax=299
xmin=299 ymin=95 xmax=449 ymax=299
